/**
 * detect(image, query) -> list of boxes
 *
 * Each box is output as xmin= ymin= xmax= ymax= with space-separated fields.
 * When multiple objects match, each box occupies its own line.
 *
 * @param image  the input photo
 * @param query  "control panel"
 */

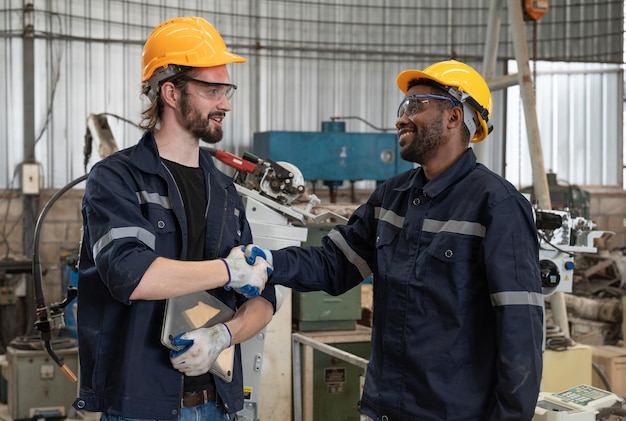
xmin=533 ymin=385 xmax=622 ymax=421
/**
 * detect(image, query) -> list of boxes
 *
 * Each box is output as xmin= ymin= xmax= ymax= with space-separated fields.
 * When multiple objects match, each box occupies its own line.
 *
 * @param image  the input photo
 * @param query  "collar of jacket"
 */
xmin=393 ymin=148 xmax=478 ymax=199
xmin=129 ymin=131 xmax=232 ymax=190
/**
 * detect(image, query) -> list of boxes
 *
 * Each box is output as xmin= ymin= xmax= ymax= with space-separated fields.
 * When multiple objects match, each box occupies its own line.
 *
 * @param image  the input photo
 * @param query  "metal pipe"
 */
xmin=507 ymin=0 xmax=570 ymax=337
xmin=478 ymin=0 xmax=504 ymax=164
xmin=22 ymin=0 xmax=38 ymax=336
xmin=508 ymin=0 xmax=550 ymax=211
xmin=292 ymin=336 xmax=303 ymax=421
xmin=482 ymin=0 xmax=503 ymax=80
xmin=292 ymin=332 xmax=369 ymax=369
xmin=488 ymin=67 xmax=622 ymax=92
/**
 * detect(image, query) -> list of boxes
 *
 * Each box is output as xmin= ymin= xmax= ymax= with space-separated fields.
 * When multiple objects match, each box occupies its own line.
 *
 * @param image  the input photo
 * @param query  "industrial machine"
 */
xmin=252 ymin=120 xmax=408 ymax=330
xmin=532 ymin=204 xmax=624 ymax=420
xmin=0 ymin=115 xmax=115 ymax=419
xmin=534 ymin=204 xmax=607 ymax=296
xmin=253 ymin=121 xmax=413 ymax=201
xmin=0 ymin=260 xmax=30 ymax=352
xmin=523 ymin=173 xmax=591 ymax=219
xmin=5 ymin=340 xmax=78 ymax=420
xmin=206 ymin=147 xmax=350 ymax=421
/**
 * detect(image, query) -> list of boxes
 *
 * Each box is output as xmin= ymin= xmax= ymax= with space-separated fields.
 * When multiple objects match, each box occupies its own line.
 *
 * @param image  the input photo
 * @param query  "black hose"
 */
xmin=31 ymin=174 xmax=87 ymax=381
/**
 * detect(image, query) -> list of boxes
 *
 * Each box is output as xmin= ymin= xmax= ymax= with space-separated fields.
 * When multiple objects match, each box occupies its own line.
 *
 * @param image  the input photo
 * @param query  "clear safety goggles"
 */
xmin=179 ymin=75 xmax=237 ymax=101
xmin=396 ymin=94 xmax=457 ymax=118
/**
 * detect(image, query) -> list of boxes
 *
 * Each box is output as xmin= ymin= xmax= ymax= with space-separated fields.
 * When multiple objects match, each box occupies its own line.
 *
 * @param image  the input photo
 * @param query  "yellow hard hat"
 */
xmin=142 ymin=16 xmax=245 ymax=95
xmin=396 ymin=60 xmax=493 ymax=143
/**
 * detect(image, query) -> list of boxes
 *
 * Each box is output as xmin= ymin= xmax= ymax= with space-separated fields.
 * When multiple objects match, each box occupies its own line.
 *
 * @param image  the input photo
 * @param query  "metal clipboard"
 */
xmin=161 ymin=290 xmax=235 ymax=382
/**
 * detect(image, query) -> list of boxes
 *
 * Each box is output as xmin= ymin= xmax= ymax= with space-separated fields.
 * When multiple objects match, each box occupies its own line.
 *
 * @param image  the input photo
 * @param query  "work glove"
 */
xmin=243 ymin=244 xmax=273 ymax=269
xmin=169 ymin=323 xmax=232 ymax=377
xmin=222 ymin=245 xmax=273 ymax=298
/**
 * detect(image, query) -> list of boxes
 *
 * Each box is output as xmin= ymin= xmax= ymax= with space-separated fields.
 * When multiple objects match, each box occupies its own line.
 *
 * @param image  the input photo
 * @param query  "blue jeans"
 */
xmin=100 ymin=402 xmax=234 ymax=421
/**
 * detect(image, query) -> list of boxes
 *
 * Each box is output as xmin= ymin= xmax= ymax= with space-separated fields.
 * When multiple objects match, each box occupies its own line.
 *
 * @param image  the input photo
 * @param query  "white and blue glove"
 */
xmin=222 ymin=245 xmax=273 ymax=298
xmin=243 ymin=244 xmax=273 ymax=269
xmin=169 ymin=323 xmax=232 ymax=377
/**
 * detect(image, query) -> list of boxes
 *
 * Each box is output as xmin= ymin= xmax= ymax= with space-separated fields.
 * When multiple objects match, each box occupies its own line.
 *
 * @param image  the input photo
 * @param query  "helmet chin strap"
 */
xmin=461 ymin=103 xmax=478 ymax=141
xmin=145 ymin=65 xmax=191 ymax=100
xmin=446 ymin=87 xmax=477 ymax=141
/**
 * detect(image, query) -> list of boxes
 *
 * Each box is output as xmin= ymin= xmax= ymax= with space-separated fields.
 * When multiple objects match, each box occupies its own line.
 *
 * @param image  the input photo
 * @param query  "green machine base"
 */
xmin=293 ymin=287 xmax=361 ymax=331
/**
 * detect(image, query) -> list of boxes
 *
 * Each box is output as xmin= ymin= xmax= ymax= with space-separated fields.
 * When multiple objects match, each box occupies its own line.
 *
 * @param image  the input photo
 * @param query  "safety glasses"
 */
xmin=396 ymin=94 xmax=457 ymax=118
xmin=179 ymin=76 xmax=237 ymax=101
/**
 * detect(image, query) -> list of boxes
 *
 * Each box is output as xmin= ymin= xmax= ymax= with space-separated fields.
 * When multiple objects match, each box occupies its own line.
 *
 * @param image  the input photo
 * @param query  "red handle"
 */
xmin=214 ymin=150 xmax=258 ymax=173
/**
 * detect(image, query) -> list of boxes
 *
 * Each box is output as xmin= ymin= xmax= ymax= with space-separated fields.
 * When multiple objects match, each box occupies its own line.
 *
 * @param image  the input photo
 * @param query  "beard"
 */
xmin=179 ymin=92 xmax=224 ymax=144
xmin=400 ymin=115 xmax=445 ymax=165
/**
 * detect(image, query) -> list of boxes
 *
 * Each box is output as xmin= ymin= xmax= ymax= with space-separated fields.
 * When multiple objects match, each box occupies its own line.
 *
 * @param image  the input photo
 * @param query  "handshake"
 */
xmin=221 ymin=245 xmax=273 ymax=298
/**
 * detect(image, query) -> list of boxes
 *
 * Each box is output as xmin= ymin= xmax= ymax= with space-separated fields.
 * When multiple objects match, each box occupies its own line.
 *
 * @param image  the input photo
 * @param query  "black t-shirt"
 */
xmin=163 ymin=159 xmax=207 ymax=261
xmin=163 ymin=158 xmax=215 ymax=392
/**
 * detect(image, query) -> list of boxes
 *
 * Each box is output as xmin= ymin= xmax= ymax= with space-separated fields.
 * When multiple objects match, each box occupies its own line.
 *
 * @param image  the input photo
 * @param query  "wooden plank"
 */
xmin=583 ymin=258 xmax=615 ymax=279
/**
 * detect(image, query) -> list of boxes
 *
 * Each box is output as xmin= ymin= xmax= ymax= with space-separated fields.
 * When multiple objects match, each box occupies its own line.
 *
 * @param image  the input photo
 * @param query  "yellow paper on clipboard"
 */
xmin=161 ymin=291 xmax=235 ymax=382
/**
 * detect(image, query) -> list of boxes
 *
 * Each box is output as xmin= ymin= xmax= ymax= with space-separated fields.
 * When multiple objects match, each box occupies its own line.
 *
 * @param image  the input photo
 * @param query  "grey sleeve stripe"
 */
xmin=93 ymin=227 xmax=156 ymax=260
xmin=327 ymin=229 xmax=373 ymax=279
xmin=374 ymin=207 xmax=405 ymax=229
xmin=136 ymin=191 xmax=172 ymax=209
xmin=490 ymin=291 xmax=544 ymax=308
xmin=423 ymin=218 xmax=486 ymax=238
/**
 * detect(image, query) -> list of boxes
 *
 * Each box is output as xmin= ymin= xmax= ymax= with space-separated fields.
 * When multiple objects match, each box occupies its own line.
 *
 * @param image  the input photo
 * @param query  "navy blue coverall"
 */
xmin=72 ymin=132 xmax=276 ymax=419
xmin=271 ymin=148 xmax=543 ymax=420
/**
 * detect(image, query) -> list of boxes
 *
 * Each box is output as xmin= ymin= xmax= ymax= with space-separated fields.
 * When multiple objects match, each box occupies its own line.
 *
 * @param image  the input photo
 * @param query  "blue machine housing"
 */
xmin=252 ymin=121 xmax=413 ymax=183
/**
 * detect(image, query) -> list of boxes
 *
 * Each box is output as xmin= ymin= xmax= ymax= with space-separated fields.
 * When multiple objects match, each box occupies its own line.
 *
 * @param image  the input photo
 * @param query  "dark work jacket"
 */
xmin=271 ymin=148 xmax=543 ymax=421
xmin=73 ymin=132 xmax=276 ymax=419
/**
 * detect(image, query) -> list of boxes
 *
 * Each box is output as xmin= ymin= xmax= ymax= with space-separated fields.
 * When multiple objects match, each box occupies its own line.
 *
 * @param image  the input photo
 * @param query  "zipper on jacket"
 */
xmin=212 ymin=187 xmax=229 ymax=259
xmin=161 ymin=162 xmax=188 ymax=259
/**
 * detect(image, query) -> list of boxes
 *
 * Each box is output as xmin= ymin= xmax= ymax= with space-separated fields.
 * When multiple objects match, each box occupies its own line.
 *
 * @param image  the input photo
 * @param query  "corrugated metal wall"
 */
xmin=505 ymin=61 xmax=623 ymax=188
xmin=0 ymin=0 xmax=623 ymax=189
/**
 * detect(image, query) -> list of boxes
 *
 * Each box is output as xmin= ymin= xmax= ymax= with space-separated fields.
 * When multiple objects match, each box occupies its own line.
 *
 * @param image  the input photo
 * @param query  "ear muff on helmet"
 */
xmin=142 ymin=16 xmax=245 ymax=98
xmin=396 ymin=60 xmax=493 ymax=143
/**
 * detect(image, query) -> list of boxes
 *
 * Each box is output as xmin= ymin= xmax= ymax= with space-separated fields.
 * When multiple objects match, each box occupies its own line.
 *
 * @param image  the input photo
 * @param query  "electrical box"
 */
xmin=5 ymin=346 xmax=78 ymax=420
xmin=0 ymin=285 xmax=18 ymax=305
xmin=308 ymin=340 xmax=371 ymax=421
xmin=21 ymin=163 xmax=40 ymax=195
xmin=296 ymin=327 xmax=371 ymax=421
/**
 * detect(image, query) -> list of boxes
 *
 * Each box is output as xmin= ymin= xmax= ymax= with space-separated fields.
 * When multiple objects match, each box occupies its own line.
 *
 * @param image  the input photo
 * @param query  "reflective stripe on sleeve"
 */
xmin=374 ymin=207 xmax=404 ymax=229
xmin=490 ymin=291 xmax=544 ymax=308
xmin=327 ymin=229 xmax=373 ymax=279
xmin=423 ymin=218 xmax=486 ymax=238
xmin=93 ymin=227 xmax=156 ymax=260
xmin=136 ymin=191 xmax=172 ymax=209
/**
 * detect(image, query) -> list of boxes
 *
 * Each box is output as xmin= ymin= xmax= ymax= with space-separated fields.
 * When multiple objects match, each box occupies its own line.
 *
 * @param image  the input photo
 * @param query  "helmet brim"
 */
xmin=396 ymin=69 xmax=446 ymax=94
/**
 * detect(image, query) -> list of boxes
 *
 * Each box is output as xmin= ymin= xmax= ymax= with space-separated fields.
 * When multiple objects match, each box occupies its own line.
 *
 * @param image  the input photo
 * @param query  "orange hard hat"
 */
xmin=142 ymin=16 xmax=245 ymax=95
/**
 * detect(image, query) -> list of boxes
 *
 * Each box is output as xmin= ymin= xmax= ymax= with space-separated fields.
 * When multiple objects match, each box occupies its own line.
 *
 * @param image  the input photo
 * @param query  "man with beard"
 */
xmin=260 ymin=60 xmax=543 ymax=420
xmin=73 ymin=17 xmax=275 ymax=421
